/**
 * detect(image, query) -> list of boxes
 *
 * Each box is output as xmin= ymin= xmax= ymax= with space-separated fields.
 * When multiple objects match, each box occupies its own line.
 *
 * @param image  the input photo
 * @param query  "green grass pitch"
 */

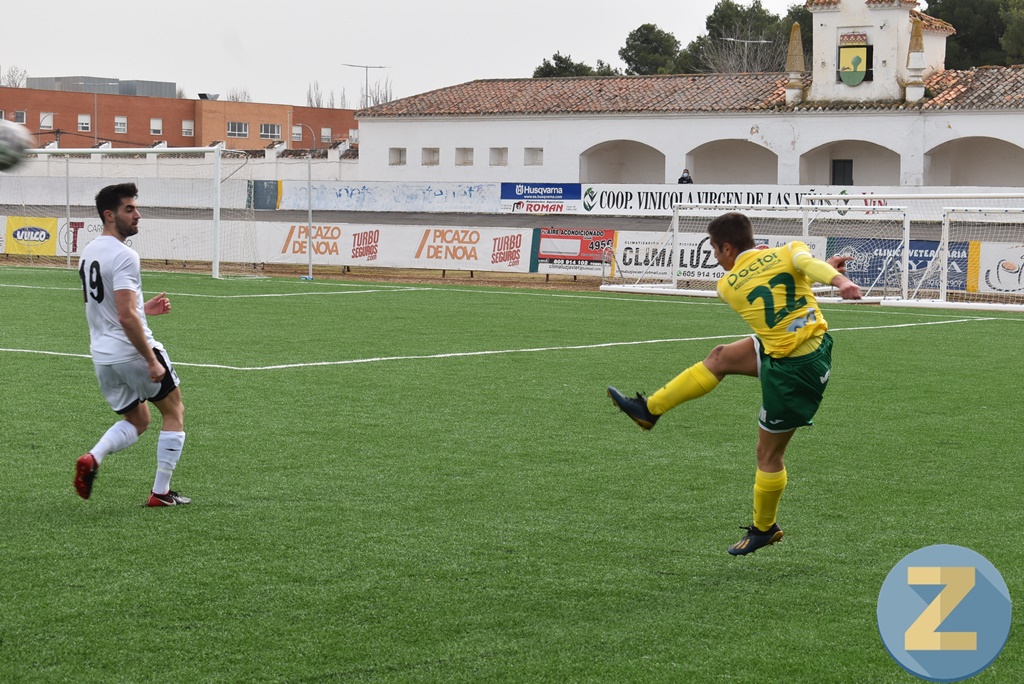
xmin=1 ymin=265 xmax=1021 ymax=683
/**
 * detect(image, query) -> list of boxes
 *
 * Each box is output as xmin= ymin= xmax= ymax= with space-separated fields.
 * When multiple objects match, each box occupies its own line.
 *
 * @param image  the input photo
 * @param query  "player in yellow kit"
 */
xmin=608 ymin=212 xmax=862 ymax=556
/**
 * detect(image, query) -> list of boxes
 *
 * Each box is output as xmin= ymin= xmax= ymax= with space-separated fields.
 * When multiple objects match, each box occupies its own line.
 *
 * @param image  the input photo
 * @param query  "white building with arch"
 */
xmin=355 ymin=0 xmax=1024 ymax=188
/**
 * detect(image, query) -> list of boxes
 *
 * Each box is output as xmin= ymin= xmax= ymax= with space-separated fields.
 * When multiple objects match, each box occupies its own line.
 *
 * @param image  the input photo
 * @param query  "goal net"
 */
xmin=0 ymin=146 xmax=261 ymax=278
xmin=805 ymin=193 xmax=1024 ymax=311
xmin=600 ymin=203 xmax=910 ymax=301
xmin=909 ymin=208 xmax=1024 ymax=310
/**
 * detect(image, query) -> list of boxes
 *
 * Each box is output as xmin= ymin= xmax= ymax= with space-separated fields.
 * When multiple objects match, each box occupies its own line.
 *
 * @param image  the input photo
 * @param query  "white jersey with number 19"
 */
xmin=78 ymin=235 xmax=160 ymax=364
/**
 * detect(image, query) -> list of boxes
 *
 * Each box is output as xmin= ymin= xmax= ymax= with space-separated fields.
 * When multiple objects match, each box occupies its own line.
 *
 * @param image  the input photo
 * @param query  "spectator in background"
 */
xmin=678 ymin=169 xmax=694 ymax=184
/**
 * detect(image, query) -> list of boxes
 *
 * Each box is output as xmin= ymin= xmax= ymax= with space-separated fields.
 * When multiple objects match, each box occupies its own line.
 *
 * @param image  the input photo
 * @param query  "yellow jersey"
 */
xmin=716 ymin=241 xmax=839 ymax=358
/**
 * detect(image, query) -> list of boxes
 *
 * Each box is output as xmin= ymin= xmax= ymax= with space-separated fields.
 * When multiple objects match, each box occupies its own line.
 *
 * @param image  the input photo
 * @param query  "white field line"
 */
xmin=1 ymin=317 xmax=999 ymax=371
xmin=5 ymin=280 xmax=1021 ymax=321
xmin=0 ymin=282 xmax=428 ymax=298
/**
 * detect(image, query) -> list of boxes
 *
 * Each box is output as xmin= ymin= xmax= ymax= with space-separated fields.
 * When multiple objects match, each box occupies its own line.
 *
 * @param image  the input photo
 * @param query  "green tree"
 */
xmin=705 ymin=0 xmax=780 ymax=39
xmin=679 ymin=1 xmax=808 ymax=73
xmin=926 ymin=0 xmax=1008 ymax=67
xmin=1001 ymin=0 xmax=1024 ymax=63
xmin=533 ymin=52 xmax=596 ymax=77
xmin=593 ymin=60 xmax=622 ymax=76
xmin=618 ymin=24 xmax=681 ymax=75
xmin=533 ymin=1 xmax=809 ymax=78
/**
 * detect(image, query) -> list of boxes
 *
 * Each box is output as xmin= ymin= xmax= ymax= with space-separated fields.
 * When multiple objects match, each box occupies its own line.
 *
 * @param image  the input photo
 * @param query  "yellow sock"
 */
xmin=753 ymin=468 xmax=788 ymax=532
xmin=646 ymin=361 xmax=720 ymax=415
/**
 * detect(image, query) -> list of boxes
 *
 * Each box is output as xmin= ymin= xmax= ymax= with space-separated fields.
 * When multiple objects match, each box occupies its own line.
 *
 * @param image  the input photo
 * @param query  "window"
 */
xmin=320 ymin=127 xmax=331 ymax=143
xmin=421 ymin=147 xmax=440 ymax=166
xmin=292 ymin=125 xmax=302 ymax=142
xmin=14 ymin=111 xmax=26 ymax=124
xmin=831 ymin=159 xmax=854 ymax=185
xmin=114 ymin=116 xmax=127 ymax=134
xmin=150 ymin=118 xmax=163 ymax=135
xmin=39 ymin=113 xmax=54 ymax=130
xmin=182 ymin=120 xmax=194 ymax=137
xmin=524 ymin=147 xmax=544 ymax=166
xmin=227 ymin=121 xmax=249 ymax=138
xmin=389 ymin=147 xmax=407 ymax=166
xmin=455 ymin=148 xmax=474 ymax=166
xmin=489 ymin=147 xmax=508 ymax=166
xmin=0 ymin=111 xmax=4 ymax=121
xmin=78 ymin=114 xmax=92 ymax=132
xmin=260 ymin=123 xmax=282 ymax=140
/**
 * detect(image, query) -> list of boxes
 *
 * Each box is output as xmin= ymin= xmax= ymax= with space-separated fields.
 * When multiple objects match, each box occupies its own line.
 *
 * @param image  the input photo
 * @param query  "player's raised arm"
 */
xmin=794 ymin=251 xmax=862 ymax=300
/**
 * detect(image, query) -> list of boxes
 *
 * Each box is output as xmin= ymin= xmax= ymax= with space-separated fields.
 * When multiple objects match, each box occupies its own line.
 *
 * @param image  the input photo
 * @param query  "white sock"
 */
xmin=91 ymin=420 xmax=139 ymax=463
xmin=153 ymin=431 xmax=186 ymax=495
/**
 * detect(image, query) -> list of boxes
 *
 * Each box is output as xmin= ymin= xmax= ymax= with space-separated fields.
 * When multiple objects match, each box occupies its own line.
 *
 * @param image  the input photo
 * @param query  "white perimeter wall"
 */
xmin=355 ymin=110 xmax=1024 ymax=187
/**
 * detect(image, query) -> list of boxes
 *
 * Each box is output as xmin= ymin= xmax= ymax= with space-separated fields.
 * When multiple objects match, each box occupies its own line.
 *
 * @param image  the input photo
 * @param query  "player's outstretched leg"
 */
xmin=74 ymin=453 xmax=99 ymax=499
xmin=607 ymin=386 xmax=660 ymax=431
xmin=728 ymin=523 xmax=784 ymax=556
xmin=146 ymin=490 xmax=192 ymax=507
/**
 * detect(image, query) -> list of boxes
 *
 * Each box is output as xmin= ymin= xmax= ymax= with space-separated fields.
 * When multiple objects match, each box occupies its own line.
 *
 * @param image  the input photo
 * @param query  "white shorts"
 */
xmin=94 ymin=347 xmax=181 ymax=414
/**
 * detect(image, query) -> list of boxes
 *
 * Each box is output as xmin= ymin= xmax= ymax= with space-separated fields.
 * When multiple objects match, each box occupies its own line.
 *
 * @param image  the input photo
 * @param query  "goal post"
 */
xmin=0 ymin=146 xmax=260 ymax=278
xmin=806 ymin=193 xmax=1024 ymax=311
xmin=899 ymin=207 xmax=1024 ymax=311
xmin=600 ymin=203 xmax=910 ymax=302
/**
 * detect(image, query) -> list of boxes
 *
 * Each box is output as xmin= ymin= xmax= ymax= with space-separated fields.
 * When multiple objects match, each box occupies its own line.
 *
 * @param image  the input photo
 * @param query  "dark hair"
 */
xmin=707 ymin=212 xmax=755 ymax=252
xmin=95 ymin=183 xmax=138 ymax=221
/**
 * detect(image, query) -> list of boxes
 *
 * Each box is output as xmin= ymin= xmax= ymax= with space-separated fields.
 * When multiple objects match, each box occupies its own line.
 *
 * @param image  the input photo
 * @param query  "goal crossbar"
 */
xmin=600 ymin=203 xmax=910 ymax=302
xmin=2 ymin=146 xmax=263 ymax=279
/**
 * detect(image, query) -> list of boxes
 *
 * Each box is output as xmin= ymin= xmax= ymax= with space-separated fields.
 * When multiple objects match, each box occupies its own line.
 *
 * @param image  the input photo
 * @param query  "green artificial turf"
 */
xmin=1 ymin=266 xmax=1021 ymax=683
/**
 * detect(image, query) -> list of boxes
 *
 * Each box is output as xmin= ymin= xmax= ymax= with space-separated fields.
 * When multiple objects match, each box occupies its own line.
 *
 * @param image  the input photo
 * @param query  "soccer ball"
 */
xmin=0 ymin=120 xmax=33 ymax=171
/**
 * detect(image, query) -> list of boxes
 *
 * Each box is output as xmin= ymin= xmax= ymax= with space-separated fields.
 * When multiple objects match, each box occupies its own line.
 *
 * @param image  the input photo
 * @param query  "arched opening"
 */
xmin=688 ymin=140 xmax=778 ymax=184
xmin=800 ymin=140 xmax=900 ymax=186
xmin=579 ymin=140 xmax=665 ymax=184
xmin=925 ymin=138 xmax=1024 ymax=187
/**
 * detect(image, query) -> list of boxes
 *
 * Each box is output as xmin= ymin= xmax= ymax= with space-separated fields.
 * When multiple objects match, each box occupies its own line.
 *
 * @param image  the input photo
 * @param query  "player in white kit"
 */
xmin=74 ymin=183 xmax=190 ymax=506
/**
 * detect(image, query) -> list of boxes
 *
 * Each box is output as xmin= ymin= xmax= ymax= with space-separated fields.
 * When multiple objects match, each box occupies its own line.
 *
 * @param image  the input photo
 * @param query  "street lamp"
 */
xmin=342 ymin=63 xmax=388 ymax=109
xmin=72 ymin=79 xmax=118 ymax=145
xmin=721 ymin=38 xmax=772 ymax=73
xmin=298 ymin=123 xmax=316 ymax=280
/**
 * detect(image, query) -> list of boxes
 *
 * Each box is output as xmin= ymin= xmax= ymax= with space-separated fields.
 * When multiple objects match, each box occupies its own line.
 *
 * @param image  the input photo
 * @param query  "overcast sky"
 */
xmin=5 ymin=0 xmax=812 ymax=107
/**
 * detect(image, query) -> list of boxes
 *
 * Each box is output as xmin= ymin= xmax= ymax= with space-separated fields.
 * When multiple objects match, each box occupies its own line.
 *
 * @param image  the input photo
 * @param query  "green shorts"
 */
xmin=755 ymin=333 xmax=833 ymax=433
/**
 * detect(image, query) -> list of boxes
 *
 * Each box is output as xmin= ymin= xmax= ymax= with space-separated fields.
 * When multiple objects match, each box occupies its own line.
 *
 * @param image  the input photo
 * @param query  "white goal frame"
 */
xmin=807 ymin=193 xmax=1024 ymax=311
xmin=1 ymin=146 xmax=254 ymax=279
xmin=600 ymin=203 xmax=910 ymax=303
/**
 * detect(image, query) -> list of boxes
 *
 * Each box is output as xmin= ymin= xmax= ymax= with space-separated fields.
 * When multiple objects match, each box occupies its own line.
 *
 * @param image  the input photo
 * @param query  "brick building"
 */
xmin=0 ymin=84 xmax=356 ymax=151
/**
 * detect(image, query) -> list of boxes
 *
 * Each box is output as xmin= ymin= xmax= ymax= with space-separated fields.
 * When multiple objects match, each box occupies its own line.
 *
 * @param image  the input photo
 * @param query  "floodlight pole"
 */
xmin=72 ymin=80 xmax=118 ymax=145
xmin=342 ymin=63 xmax=389 ymax=108
xmin=299 ymin=123 xmax=316 ymax=280
xmin=721 ymin=37 xmax=771 ymax=72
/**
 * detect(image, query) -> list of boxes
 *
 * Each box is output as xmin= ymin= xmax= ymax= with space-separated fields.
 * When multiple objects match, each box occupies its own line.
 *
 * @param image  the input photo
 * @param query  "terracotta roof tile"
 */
xmin=923 ymin=66 xmax=1024 ymax=109
xmin=910 ymin=9 xmax=955 ymax=34
xmin=359 ymin=74 xmax=793 ymax=118
xmin=806 ymin=0 xmax=922 ymax=8
xmin=359 ymin=66 xmax=1024 ymax=119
